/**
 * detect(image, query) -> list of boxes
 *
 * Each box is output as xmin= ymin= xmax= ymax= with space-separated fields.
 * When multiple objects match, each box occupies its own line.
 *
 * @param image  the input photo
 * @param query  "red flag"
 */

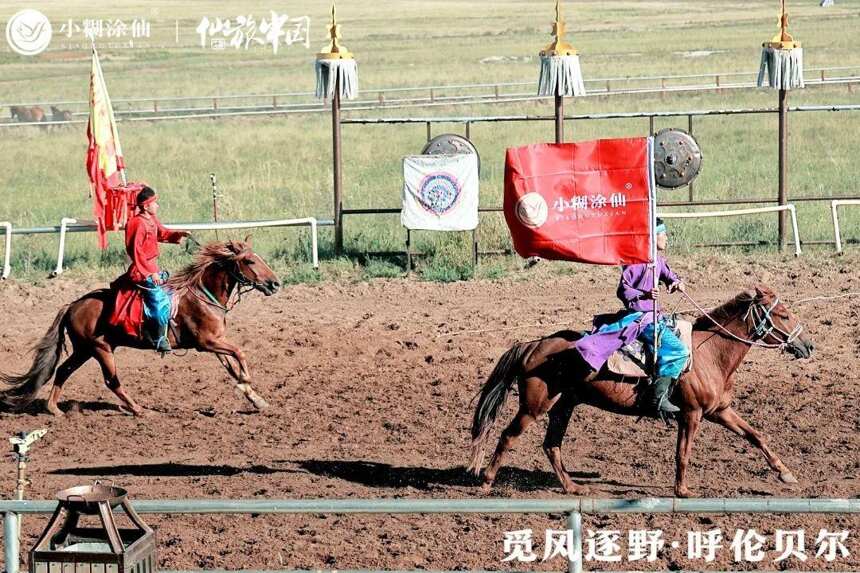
xmin=504 ymin=138 xmax=654 ymax=265
xmin=86 ymin=45 xmax=126 ymax=249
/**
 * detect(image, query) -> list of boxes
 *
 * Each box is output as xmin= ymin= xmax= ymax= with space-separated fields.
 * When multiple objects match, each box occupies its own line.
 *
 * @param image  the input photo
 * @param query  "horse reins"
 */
xmin=680 ymin=291 xmax=803 ymax=350
xmin=190 ymin=254 xmax=267 ymax=314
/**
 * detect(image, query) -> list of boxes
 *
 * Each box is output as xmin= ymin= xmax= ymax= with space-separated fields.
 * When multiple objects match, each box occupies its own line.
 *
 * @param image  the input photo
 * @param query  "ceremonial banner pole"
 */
xmin=537 ymin=0 xmax=585 ymax=143
xmin=89 ymin=36 xmax=127 ymax=187
xmin=757 ymin=0 xmax=804 ymax=252
xmin=315 ymin=3 xmax=358 ymax=256
xmin=86 ymin=33 xmax=128 ymax=248
xmin=648 ymin=137 xmax=659 ymax=377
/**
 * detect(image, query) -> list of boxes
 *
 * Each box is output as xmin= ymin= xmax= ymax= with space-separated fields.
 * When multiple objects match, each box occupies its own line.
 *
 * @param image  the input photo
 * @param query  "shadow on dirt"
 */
xmin=294 ymin=459 xmax=604 ymax=492
xmin=49 ymin=462 xmax=299 ymax=477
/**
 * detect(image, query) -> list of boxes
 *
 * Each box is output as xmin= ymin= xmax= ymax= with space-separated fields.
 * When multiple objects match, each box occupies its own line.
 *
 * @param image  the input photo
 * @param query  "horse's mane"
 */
xmin=168 ymin=240 xmax=249 ymax=295
xmin=692 ymin=289 xmax=757 ymax=330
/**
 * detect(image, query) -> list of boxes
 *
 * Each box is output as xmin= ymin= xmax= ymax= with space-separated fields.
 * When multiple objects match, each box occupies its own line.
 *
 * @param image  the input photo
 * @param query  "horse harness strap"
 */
xmin=745 ymin=297 xmax=804 ymax=346
xmin=682 ymin=292 xmax=800 ymax=350
xmin=194 ymin=285 xmax=229 ymax=313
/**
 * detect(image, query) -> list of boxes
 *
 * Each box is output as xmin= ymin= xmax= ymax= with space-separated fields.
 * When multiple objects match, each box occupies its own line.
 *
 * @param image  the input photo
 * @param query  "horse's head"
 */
xmin=745 ymin=285 xmax=814 ymax=359
xmin=225 ymin=240 xmax=280 ymax=296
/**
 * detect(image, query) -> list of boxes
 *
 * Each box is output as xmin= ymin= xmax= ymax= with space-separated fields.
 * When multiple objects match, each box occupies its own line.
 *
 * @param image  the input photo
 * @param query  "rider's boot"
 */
xmin=648 ymin=376 xmax=680 ymax=417
xmin=154 ymin=323 xmax=172 ymax=353
xmin=144 ymin=321 xmax=171 ymax=353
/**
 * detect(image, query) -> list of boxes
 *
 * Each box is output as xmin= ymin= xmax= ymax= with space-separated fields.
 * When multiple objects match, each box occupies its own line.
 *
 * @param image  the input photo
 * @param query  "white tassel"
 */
xmin=538 ymin=54 xmax=586 ymax=97
xmin=757 ymin=47 xmax=804 ymax=90
xmin=315 ymin=59 xmax=359 ymax=100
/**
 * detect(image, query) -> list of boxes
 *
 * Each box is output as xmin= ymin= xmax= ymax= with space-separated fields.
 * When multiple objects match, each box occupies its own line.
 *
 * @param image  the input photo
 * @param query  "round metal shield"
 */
xmin=653 ymin=128 xmax=702 ymax=189
xmin=421 ymin=133 xmax=481 ymax=174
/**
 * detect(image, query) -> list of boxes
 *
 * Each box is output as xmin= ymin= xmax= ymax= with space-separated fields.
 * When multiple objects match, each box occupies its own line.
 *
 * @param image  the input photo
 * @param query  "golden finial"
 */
xmin=541 ymin=0 xmax=577 ymax=56
xmin=317 ymin=2 xmax=353 ymax=60
xmin=764 ymin=0 xmax=800 ymax=49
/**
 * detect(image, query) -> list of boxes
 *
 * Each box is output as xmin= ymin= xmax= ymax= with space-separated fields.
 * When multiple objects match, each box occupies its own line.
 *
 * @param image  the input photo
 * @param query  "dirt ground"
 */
xmin=0 ymin=253 xmax=858 ymax=571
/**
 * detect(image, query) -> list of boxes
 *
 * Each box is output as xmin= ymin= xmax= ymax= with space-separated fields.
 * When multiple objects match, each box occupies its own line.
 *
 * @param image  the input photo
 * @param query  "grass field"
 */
xmin=1 ymin=0 xmax=859 ymax=282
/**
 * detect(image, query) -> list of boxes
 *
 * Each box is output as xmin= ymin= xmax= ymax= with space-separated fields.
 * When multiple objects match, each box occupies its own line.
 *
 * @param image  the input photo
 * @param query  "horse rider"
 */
xmin=574 ymin=217 xmax=689 ymax=417
xmin=119 ymin=186 xmax=189 ymax=352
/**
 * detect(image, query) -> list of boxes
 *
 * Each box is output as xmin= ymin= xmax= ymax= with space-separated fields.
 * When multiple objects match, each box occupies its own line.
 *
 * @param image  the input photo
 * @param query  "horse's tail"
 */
xmin=467 ymin=341 xmax=533 ymax=475
xmin=0 ymin=305 xmax=70 ymax=410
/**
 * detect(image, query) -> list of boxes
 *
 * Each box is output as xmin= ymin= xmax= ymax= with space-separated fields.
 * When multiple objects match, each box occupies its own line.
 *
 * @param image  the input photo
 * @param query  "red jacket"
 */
xmin=109 ymin=212 xmax=183 ymax=337
xmin=123 ymin=212 xmax=184 ymax=282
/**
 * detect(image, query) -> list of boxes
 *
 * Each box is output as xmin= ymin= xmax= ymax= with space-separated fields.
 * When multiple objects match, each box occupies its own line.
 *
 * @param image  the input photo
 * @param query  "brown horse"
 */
xmin=0 ymin=240 xmax=280 ymax=417
xmin=468 ymin=285 xmax=814 ymax=498
xmin=10 ymin=105 xmax=46 ymax=122
xmin=50 ymin=105 xmax=73 ymax=122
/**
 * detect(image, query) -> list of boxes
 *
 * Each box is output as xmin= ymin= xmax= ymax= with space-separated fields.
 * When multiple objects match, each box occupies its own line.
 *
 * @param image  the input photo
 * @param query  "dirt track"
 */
xmin=0 ymin=253 xmax=858 ymax=571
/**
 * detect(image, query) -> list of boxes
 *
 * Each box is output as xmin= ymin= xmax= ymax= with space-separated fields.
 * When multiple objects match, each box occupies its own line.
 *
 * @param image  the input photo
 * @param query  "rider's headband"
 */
xmin=655 ymin=222 xmax=667 ymax=234
xmin=137 ymin=193 xmax=159 ymax=208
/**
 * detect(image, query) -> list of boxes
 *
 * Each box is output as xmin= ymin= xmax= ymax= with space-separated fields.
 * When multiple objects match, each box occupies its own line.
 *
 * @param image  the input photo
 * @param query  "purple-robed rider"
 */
xmin=574 ymin=217 xmax=689 ymax=416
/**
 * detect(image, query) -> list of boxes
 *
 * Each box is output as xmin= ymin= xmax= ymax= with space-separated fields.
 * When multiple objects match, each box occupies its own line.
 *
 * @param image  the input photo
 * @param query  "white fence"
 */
xmin=660 ymin=204 xmax=802 ymax=256
xmin=831 ymin=199 xmax=860 ymax=254
xmin=0 ymin=216 xmax=320 ymax=280
xmin=1 ymin=496 xmax=858 ymax=573
xmin=0 ymin=222 xmax=10 ymax=280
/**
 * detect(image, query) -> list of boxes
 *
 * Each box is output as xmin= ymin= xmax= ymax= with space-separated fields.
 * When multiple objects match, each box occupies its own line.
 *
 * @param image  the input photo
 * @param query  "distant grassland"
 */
xmin=1 ymin=0 xmax=859 ymax=281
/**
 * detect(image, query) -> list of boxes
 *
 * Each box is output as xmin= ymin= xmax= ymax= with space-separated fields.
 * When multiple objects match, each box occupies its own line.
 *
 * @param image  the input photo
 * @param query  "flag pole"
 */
xmin=648 ymin=137 xmax=659 ymax=379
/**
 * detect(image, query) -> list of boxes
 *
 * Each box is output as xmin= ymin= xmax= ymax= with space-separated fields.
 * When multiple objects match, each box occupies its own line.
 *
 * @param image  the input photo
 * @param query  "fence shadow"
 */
xmin=49 ymin=462 xmax=299 ymax=478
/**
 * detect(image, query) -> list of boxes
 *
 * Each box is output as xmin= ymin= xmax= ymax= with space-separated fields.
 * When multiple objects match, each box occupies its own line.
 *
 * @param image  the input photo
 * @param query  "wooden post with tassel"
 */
xmin=316 ymin=2 xmax=358 ymax=257
xmin=537 ymin=0 xmax=586 ymax=144
xmin=757 ymin=0 xmax=804 ymax=252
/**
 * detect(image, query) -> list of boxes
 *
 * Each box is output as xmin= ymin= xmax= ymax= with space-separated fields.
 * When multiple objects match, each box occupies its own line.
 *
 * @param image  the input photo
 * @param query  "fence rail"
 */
xmin=2 ymin=497 xmax=857 ymax=573
xmin=3 ymin=64 xmax=860 ymax=114
xmin=831 ymin=199 xmax=860 ymax=254
xmin=0 ymin=216 xmax=329 ymax=280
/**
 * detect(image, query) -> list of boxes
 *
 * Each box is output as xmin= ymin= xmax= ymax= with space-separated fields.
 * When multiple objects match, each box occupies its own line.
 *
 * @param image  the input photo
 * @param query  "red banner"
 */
xmin=86 ymin=46 xmax=126 ymax=249
xmin=503 ymin=138 xmax=653 ymax=265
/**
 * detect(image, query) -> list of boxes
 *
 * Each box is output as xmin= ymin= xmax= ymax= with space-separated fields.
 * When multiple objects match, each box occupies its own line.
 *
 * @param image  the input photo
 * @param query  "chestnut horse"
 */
xmin=468 ymin=285 xmax=814 ymax=497
xmin=10 ymin=105 xmax=46 ymax=122
xmin=0 ymin=240 xmax=280 ymax=416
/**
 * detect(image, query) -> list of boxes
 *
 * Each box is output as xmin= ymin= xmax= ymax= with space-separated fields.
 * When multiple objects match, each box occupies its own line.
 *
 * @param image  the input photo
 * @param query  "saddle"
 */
xmin=606 ymin=319 xmax=693 ymax=378
xmin=108 ymin=276 xmax=179 ymax=340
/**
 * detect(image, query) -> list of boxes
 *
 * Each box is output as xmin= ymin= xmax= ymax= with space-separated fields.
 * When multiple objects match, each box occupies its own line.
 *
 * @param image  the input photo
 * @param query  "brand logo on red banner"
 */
xmin=504 ymin=138 xmax=654 ymax=265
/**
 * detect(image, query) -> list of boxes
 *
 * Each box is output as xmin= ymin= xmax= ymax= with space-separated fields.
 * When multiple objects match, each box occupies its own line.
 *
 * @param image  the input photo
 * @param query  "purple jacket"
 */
xmin=574 ymin=255 xmax=681 ymax=371
xmin=617 ymin=256 xmax=681 ymax=313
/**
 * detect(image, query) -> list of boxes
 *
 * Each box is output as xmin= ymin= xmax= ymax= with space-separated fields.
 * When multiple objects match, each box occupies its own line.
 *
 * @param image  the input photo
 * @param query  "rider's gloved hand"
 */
xmin=650 ymin=288 xmax=659 ymax=300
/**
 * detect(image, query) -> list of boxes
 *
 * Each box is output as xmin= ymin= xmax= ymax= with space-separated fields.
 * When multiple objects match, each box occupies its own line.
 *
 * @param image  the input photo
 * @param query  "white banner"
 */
xmin=401 ymin=153 xmax=479 ymax=231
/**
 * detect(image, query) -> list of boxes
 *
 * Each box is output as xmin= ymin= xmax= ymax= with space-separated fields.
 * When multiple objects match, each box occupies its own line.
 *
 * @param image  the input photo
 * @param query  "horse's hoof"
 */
xmin=480 ymin=481 xmax=494 ymax=495
xmin=249 ymin=394 xmax=269 ymax=411
xmin=46 ymin=404 xmax=64 ymax=418
xmin=674 ymin=486 xmax=694 ymax=498
xmin=779 ymin=471 xmax=799 ymax=484
xmin=127 ymin=406 xmax=147 ymax=417
xmin=563 ymin=483 xmax=590 ymax=496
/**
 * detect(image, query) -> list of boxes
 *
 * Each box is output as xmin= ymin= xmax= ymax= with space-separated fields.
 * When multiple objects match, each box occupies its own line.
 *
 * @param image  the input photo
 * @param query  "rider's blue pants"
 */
xmin=142 ymin=272 xmax=171 ymax=330
xmin=641 ymin=321 xmax=689 ymax=379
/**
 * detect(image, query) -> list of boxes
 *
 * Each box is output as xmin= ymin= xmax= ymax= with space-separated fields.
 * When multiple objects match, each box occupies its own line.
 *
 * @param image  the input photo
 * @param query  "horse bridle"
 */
xmin=743 ymin=297 xmax=804 ymax=348
xmin=681 ymin=291 xmax=803 ymax=350
xmin=190 ymin=253 xmax=268 ymax=314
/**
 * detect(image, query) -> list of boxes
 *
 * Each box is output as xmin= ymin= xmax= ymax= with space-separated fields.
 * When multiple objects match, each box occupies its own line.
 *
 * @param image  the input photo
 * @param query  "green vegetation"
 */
xmin=1 ymin=0 xmax=859 ymax=282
